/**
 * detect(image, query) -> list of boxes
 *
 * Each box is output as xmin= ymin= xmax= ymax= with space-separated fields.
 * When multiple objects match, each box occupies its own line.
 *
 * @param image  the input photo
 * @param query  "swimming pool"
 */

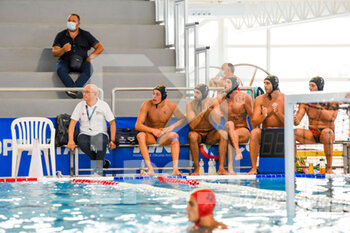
xmin=0 ymin=176 xmax=350 ymax=232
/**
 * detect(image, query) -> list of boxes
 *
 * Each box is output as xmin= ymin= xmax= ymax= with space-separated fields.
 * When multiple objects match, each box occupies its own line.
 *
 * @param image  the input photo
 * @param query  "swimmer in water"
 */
xmin=186 ymin=189 xmax=227 ymax=232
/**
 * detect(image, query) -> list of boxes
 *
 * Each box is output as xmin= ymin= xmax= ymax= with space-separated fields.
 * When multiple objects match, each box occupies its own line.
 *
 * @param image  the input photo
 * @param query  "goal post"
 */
xmin=284 ymin=91 xmax=350 ymax=219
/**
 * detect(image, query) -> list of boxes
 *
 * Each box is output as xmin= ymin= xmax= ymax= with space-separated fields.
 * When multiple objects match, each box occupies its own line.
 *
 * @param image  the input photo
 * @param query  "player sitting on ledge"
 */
xmin=294 ymin=76 xmax=339 ymax=174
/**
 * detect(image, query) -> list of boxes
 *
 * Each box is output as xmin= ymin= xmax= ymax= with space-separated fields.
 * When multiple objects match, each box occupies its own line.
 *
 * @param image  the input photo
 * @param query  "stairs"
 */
xmin=0 ymin=0 xmax=186 ymax=117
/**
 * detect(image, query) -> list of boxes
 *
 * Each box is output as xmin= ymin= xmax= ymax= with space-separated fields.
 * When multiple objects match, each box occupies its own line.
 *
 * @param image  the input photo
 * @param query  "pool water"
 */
xmin=0 ymin=177 xmax=350 ymax=232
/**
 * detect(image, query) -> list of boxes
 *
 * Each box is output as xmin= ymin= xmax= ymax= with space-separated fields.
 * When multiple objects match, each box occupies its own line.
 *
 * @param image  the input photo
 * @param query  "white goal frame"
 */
xmin=284 ymin=91 xmax=350 ymax=219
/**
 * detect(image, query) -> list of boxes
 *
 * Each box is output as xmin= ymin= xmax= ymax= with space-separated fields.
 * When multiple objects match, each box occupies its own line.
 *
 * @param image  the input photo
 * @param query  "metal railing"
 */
xmin=0 ymin=87 xmax=104 ymax=100
xmin=174 ymin=0 xmax=187 ymax=70
xmin=111 ymin=86 xmax=255 ymax=115
xmin=185 ymin=22 xmax=210 ymax=86
xmin=156 ymin=0 xmax=210 ymax=86
xmin=195 ymin=46 xmax=210 ymax=85
xmin=185 ymin=22 xmax=198 ymax=87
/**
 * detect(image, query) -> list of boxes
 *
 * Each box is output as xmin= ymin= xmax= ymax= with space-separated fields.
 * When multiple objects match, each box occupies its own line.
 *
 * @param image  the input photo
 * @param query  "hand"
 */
xmin=161 ymin=126 xmax=173 ymax=136
xmin=63 ymin=43 xmax=71 ymax=52
xmin=261 ymin=106 xmax=268 ymax=117
xmin=294 ymin=116 xmax=300 ymax=125
xmin=216 ymin=92 xmax=227 ymax=103
xmin=67 ymin=140 xmax=76 ymax=151
xmin=272 ymin=103 xmax=278 ymax=113
xmin=151 ymin=129 xmax=162 ymax=138
xmin=109 ymin=141 xmax=116 ymax=150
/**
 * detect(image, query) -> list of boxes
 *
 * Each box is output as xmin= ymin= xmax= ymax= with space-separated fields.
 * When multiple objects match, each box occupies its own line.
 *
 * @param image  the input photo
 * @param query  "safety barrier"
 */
xmin=69 ymin=143 xmax=193 ymax=176
xmin=0 ymin=177 xmax=37 ymax=182
xmin=0 ymin=87 xmax=104 ymax=100
xmin=72 ymin=179 xmax=118 ymax=186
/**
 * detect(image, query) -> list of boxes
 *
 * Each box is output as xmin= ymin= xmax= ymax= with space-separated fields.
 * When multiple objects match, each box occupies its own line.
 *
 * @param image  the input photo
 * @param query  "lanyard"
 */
xmin=85 ymin=105 xmax=97 ymax=122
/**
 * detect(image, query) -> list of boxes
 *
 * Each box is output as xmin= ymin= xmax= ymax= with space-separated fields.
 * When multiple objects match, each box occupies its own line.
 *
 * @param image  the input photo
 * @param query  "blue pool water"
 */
xmin=0 ymin=177 xmax=350 ymax=232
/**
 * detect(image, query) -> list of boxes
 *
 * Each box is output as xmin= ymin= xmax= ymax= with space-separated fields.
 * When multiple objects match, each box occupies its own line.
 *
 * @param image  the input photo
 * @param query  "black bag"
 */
xmin=254 ymin=86 xmax=265 ymax=97
xmin=116 ymin=128 xmax=139 ymax=145
xmin=55 ymin=114 xmax=77 ymax=147
xmin=69 ymin=54 xmax=83 ymax=71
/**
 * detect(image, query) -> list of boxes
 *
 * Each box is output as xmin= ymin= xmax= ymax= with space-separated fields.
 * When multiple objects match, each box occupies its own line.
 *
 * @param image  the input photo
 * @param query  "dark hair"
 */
xmin=227 ymin=63 xmax=235 ymax=73
xmin=70 ymin=13 xmax=80 ymax=21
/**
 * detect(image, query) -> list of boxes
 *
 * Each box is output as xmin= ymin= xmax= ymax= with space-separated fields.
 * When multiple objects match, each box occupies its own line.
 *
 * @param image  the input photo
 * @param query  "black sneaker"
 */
xmin=103 ymin=159 xmax=111 ymax=169
xmin=75 ymin=91 xmax=83 ymax=99
xmin=66 ymin=91 xmax=77 ymax=99
xmin=66 ymin=91 xmax=83 ymax=99
xmin=93 ymin=167 xmax=103 ymax=176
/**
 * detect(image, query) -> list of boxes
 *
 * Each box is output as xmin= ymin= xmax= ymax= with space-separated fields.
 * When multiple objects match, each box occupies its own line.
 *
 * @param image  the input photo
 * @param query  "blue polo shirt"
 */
xmin=52 ymin=28 xmax=99 ymax=64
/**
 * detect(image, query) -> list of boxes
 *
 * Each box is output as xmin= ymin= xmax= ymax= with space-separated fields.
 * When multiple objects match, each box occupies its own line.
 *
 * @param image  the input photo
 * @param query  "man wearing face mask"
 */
xmin=52 ymin=14 xmax=104 ymax=99
xmin=209 ymin=63 xmax=243 ymax=96
xmin=135 ymin=85 xmax=186 ymax=177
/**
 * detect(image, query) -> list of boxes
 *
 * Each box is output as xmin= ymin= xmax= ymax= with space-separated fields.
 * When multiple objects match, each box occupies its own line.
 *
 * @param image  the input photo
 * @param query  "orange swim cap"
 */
xmin=190 ymin=189 xmax=216 ymax=218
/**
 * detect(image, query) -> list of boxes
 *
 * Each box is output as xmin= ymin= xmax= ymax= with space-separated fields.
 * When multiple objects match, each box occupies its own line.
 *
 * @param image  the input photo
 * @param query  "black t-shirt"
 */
xmin=52 ymin=28 xmax=99 ymax=64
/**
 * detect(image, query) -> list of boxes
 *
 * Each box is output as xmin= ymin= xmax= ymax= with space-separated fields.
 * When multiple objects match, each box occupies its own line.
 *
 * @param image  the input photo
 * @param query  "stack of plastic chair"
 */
xmin=11 ymin=117 xmax=56 ymax=177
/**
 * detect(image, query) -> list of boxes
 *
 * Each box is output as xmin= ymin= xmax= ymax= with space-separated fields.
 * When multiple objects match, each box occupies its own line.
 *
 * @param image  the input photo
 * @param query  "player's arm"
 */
xmin=188 ymin=99 xmax=217 ymax=129
xmin=169 ymin=105 xmax=187 ymax=130
xmin=294 ymin=104 xmax=306 ymax=126
xmin=250 ymin=97 xmax=266 ymax=128
xmin=208 ymin=97 xmax=223 ymax=126
xmin=244 ymin=94 xmax=254 ymax=128
xmin=272 ymin=101 xmax=284 ymax=124
xmin=135 ymin=102 xmax=156 ymax=134
xmin=186 ymin=102 xmax=203 ymax=130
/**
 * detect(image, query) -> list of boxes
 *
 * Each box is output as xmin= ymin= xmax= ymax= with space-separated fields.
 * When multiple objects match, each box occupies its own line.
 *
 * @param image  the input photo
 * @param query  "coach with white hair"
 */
xmin=67 ymin=84 xmax=116 ymax=175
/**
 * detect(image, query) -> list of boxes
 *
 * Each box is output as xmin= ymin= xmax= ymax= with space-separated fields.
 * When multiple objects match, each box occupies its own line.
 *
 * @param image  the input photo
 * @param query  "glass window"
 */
xmin=270 ymin=47 xmax=350 ymax=79
xmin=271 ymin=17 xmax=350 ymax=45
xmin=226 ymin=26 xmax=267 ymax=45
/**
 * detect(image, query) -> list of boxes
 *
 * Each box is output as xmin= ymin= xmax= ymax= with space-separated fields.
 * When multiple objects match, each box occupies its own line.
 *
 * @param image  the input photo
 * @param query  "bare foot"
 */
xmin=141 ymin=170 xmax=155 ymax=177
xmin=218 ymin=168 xmax=229 ymax=175
xmin=235 ymin=152 xmax=243 ymax=161
xmin=191 ymin=168 xmax=199 ymax=176
xmin=172 ymin=169 xmax=183 ymax=176
xmin=247 ymin=168 xmax=257 ymax=175
xmin=227 ymin=166 xmax=236 ymax=175
xmin=228 ymin=169 xmax=236 ymax=175
xmin=326 ymin=168 xmax=334 ymax=174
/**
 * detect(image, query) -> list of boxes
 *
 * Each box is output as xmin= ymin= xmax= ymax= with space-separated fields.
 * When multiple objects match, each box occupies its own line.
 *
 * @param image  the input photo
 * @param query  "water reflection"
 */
xmin=0 ymin=178 xmax=350 ymax=232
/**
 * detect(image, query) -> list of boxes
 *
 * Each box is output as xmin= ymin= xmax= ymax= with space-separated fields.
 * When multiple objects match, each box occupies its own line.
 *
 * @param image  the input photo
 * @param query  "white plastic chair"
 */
xmin=11 ymin=117 xmax=56 ymax=177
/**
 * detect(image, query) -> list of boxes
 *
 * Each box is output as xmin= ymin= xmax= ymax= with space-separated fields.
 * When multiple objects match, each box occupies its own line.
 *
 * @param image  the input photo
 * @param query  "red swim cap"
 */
xmin=191 ymin=189 xmax=216 ymax=218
